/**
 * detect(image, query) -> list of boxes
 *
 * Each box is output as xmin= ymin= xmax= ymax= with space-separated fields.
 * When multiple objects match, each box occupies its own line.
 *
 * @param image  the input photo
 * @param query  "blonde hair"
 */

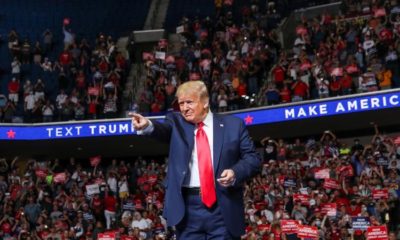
xmin=176 ymin=81 xmax=209 ymax=101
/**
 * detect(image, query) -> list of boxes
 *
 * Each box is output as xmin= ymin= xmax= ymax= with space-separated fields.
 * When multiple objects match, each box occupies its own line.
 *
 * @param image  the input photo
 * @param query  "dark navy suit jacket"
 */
xmin=149 ymin=112 xmax=261 ymax=237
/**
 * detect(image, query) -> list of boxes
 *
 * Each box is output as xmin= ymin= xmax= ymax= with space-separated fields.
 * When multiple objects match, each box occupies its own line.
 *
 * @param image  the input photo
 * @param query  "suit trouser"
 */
xmin=175 ymin=188 xmax=240 ymax=240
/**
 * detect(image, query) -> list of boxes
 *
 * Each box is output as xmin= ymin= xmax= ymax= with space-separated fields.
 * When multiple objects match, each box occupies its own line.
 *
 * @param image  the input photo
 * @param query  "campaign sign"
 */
xmin=314 ymin=168 xmax=330 ymax=179
xmin=296 ymin=26 xmax=308 ymax=35
xmin=98 ymin=233 xmax=115 ymax=240
xmin=297 ymin=225 xmax=318 ymax=239
xmin=366 ymin=226 xmax=388 ymax=240
xmin=299 ymin=187 xmax=309 ymax=195
xmin=121 ymin=236 xmax=135 ymax=240
xmin=372 ymin=189 xmax=389 ymax=199
xmin=374 ymin=8 xmax=387 ymax=17
xmin=337 ymin=165 xmax=354 ymax=177
xmin=35 ymin=168 xmax=48 ymax=178
xmin=98 ymin=231 xmax=119 ymax=240
xmin=257 ymin=224 xmax=271 ymax=232
xmin=176 ymin=25 xmax=184 ymax=34
xmin=377 ymin=157 xmax=389 ymax=166
xmin=155 ymin=51 xmax=166 ymax=60
xmin=86 ymin=184 xmax=100 ymax=195
xmin=53 ymin=173 xmax=66 ymax=183
xmin=88 ymin=87 xmax=100 ymax=96
xmin=148 ymin=174 xmax=158 ymax=184
xmin=293 ymin=194 xmax=310 ymax=205
xmin=321 ymin=203 xmax=337 ymax=216
xmin=323 ymin=178 xmax=340 ymax=189
xmin=352 ymin=217 xmax=371 ymax=230
xmin=280 ymin=220 xmax=299 ymax=234
xmin=284 ymin=178 xmax=297 ymax=188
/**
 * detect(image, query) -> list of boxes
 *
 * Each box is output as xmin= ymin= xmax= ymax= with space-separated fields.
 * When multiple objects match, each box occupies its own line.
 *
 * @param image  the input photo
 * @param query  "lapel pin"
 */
xmin=220 ymin=124 xmax=224 ymax=127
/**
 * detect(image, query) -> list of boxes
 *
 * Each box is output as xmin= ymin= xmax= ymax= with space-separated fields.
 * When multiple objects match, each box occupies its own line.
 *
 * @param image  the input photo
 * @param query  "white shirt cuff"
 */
xmin=136 ymin=121 xmax=154 ymax=135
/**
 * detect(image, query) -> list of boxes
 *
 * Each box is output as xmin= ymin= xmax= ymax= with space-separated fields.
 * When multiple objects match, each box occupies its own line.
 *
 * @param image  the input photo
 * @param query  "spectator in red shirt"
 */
xmin=59 ymin=50 xmax=71 ymax=66
xmin=98 ymin=56 xmax=109 ymax=74
xmin=7 ymin=77 xmax=20 ymax=104
xmin=104 ymin=190 xmax=117 ymax=229
xmin=340 ymin=71 xmax=353 ymax=95
xmin=279 ymin=82 xmax=292 ymax=103
xmin=75 ymin=70 xmax=86 ymax=92
xmin=0 ymin=216 xmax=13 ymax=237
xmin=115 ymin=52 xmax=126 ymax=70
xmin=91 ymin=193 xmax=104 ymax=221
xmin=346 ymin=200 xmax=361 ymax=217
xmin=291 ymin=77 xmax=309 ymax=101
xmin=272 ymin=63 xmax=286 ymax=89
xmin=330 ymin=76 xmax=341 ymax=96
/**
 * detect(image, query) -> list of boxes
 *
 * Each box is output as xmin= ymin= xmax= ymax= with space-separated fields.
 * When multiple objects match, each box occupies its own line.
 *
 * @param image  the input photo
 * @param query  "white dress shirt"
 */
xmin=137 ymin=112 xmax=215 ymax=188
xmin=183 ymin=111 xmax=214 ymax=187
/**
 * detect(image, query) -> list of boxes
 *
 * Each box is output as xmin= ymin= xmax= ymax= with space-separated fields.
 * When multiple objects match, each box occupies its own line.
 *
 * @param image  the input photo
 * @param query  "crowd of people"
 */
xmin=244 ymin=124 xmax=400 ymax=239
xmin=1 ymin=24 xmax=128 ymax=123
xmin=136 ymin=0 xmax=400 ymax=116
xmin=3 ymin=0 xmax=400 ymax=121
xmin=137 ymin=0 xmax=285 ymax=114
xmin=0 ymin=156 xmax=169 ymax=240
xmin=1 ymin=0 xmax=400 ymax=239
xmin=278 ymin=0 xmax=400 ymax=104
xmin=0 ymin=124 xmax=399 ymax=239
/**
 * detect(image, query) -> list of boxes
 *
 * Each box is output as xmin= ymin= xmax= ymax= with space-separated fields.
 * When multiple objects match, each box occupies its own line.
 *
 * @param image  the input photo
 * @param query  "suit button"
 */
xmin=182 ymin=171 xmax=186 ymax=174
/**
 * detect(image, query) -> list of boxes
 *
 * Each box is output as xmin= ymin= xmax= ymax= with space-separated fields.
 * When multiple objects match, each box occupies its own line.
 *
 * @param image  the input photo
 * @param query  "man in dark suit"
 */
xmin=131 ymin=81 xmax=261 ymax=239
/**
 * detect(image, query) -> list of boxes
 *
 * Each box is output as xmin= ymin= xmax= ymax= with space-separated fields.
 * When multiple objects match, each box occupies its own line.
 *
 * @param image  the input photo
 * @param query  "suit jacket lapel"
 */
xmin=213 ymin=114 xmax=224 ymax=176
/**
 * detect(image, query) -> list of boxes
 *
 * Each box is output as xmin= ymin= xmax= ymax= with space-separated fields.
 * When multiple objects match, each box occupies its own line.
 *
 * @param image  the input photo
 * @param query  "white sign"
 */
xmin=155 ymin=51 xmax=166 ymax=60
xmin=176 ymin=25 xmax=184 ymax=34
xmin=86 ymin=184 xmax=100 ymax=195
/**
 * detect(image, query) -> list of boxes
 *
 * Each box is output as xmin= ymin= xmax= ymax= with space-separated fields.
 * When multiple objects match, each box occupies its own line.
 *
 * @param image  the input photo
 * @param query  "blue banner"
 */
xmin=284 ymin=178 xmax=297 ymax=188
xmin=352 ymin=217 xmax=370 ymax=230
xmin=233 ymin=90 xmax=400 ymax=126
xmin=0 ymin=90 xmax=399 ymax=140
xmin=0 ymin=121 xmax=136 ymax=140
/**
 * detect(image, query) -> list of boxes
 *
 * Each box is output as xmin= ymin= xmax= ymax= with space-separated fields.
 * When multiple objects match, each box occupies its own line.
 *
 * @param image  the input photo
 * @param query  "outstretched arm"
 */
xmin=130 ymin=112 xmax=173 ymax=143
xmin=130 ymin=113 xmax=150 ymax=131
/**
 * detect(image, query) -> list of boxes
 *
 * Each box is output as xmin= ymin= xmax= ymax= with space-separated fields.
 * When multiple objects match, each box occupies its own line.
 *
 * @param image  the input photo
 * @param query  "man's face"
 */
xmin=178 ymin=92 xmax=208 ymax=124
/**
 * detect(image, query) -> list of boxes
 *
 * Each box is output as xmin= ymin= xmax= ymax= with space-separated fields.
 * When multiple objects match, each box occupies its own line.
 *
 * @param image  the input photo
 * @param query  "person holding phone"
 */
xmin=131 ymin=80 xmax=261 ymax=239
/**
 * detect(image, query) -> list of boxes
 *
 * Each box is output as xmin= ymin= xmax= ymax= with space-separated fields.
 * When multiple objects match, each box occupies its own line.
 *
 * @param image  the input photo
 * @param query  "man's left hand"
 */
xmin=217 ymin=169 xmax=236 ymax=187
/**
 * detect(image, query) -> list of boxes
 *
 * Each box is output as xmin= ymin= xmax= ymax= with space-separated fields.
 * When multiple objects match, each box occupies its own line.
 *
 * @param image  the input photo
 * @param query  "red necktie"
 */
xmin=196 ymin=122 xmax=216 ymax=208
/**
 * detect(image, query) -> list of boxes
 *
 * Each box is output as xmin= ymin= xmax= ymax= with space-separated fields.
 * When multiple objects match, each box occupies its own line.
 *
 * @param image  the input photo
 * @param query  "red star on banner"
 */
xmin=244 ymin=115 xmax=254 ymax=125
xmin=6 ymin=129 xmax=16 ymax=139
